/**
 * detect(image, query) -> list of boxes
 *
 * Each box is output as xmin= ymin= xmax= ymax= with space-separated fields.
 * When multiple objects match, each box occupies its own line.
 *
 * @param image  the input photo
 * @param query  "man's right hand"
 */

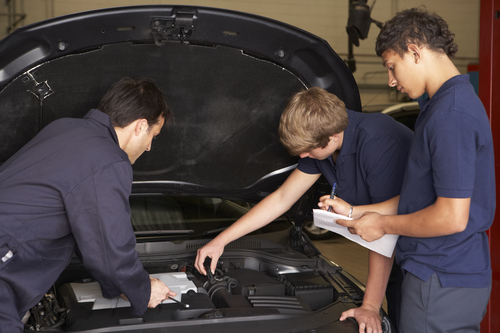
xmin=148 ymin=276 xmax=176 ymax=308
xmin=340 ymin=303 xmax=383 ymax=333
xmin=318 ymin=194 xmax=351 ymax=216
xmin=195 ymin=240 xmax=224 ymax=275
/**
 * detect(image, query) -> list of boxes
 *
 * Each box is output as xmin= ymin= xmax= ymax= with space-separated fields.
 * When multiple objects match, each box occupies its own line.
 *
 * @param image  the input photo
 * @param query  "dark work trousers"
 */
xmin=399 ymin=272 xmax=491 ymax=333
xmin=0 ymin=239 xmax=69 ymax=333
xmin=385 ymin=261 xmax=403 ymax=332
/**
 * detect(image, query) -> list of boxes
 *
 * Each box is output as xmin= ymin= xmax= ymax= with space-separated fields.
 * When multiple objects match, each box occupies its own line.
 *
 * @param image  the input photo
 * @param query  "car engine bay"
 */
xmin=24 ymin=252 xmax=364 ymax=332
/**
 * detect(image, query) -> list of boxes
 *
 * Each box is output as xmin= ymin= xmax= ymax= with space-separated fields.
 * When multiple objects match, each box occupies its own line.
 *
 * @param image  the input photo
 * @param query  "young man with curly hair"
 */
xmin=328 ymin=8 xmax=494 ymax=333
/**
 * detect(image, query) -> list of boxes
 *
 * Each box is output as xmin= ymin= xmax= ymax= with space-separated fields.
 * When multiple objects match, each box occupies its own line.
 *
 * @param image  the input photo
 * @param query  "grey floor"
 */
xmin=313 ymin=234 xmax=388 ymax=311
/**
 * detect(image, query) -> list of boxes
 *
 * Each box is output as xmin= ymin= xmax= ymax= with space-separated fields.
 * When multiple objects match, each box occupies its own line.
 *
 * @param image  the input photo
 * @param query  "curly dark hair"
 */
xmin=375 ymin=7 xmax=458 ymax=58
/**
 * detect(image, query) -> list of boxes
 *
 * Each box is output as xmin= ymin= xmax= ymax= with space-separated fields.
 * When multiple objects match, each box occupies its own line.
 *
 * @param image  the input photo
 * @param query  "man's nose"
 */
xmin=388 ymin=71 xmax=397 ymax=87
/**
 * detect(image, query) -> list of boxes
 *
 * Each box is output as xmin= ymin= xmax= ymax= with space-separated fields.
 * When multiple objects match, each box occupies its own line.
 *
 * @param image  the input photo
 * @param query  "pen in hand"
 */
xmin=327 ymin=183 xmax=336 ymax=212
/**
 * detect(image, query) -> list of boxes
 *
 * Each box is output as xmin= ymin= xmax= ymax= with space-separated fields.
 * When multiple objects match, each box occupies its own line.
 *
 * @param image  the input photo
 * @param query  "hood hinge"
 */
xmin=290 ymin=188 xmax=320 ymax=255
xmin=151 ymin=11 xmax=196 ymax=45
xmin=289 ymin=189 xmax=320 ymax=256
xmin=290 ymin=225 xmax=319 ymax=256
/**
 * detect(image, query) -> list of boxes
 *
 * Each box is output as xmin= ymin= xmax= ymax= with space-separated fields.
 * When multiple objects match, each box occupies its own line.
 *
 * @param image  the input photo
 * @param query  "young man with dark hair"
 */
xmin=195 ymin=87 xmax=413 ymax=333
xmin=328 ymin=8 xmax=494 ymax=333
xmin=0 ymin=78 xmax=175 ymax=332
xmin=98 ymin=77 xmax=172 ymax=129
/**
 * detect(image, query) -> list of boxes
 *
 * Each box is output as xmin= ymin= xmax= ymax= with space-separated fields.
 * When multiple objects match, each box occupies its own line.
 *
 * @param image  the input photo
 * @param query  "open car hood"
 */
xmin=0 ymin=7 xmax=398 ymax=333
xmin=0 ymin=5 xmax=360 ymax=198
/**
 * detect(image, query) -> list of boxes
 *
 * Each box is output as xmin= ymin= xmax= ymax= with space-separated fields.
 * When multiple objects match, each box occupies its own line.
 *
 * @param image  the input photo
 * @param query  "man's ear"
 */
xmin=407 ymin=44 xmax=421 ymax=63
xmin=134 ymin=119 xmax=149 ymax=136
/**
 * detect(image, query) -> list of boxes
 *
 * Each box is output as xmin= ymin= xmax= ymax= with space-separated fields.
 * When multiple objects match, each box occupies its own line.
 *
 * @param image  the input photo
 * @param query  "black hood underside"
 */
xmin=0 ymin=5 xmax=361 ymax=193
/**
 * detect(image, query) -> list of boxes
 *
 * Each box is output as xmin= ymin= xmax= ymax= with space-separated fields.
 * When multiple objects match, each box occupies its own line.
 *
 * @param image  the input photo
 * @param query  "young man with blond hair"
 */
xmin=328 ymin=8 xmax=494 ymax=333
xmin=195 ymin=86 xmax=413 ymax=333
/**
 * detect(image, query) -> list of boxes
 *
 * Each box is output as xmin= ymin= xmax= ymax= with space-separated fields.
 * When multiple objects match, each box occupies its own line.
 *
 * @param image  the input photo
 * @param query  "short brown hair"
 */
xmin=375 ymin=7 xmax=458 ymax=58
xmin=98 ymin=77 xmax=173 ymax=129
xmin=279 ymin=87 xmax=348 ymax=156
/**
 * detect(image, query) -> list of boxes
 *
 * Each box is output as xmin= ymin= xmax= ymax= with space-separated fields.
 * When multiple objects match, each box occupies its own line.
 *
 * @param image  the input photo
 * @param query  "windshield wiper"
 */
xmin=202 ymin=227 xmax=227 ymax=236
xmin=134 ymin=230 xmax=194 ymax=236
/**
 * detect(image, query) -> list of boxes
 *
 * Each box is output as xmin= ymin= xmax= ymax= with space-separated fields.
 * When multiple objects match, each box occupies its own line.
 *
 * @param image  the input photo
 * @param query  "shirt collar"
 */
xmin=418 ymin=74 xmax=469 ymax=112
xmin=83 ymin=109 xmax=119 ymax=144
xmin=339 ymin=109 xmax=357 ymax=157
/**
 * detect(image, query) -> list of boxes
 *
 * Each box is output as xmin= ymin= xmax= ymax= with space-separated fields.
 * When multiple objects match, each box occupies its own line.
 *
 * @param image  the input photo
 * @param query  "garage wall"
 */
xmin=0 ymin=0 xmax=480 ymax=109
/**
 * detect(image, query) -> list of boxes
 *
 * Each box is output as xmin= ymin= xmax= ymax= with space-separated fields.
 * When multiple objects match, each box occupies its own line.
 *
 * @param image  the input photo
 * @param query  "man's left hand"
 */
xmin=148 ymin=276 xmax=176 ymax=308
xmin=336 ymin=211 xmax=386 ymax=242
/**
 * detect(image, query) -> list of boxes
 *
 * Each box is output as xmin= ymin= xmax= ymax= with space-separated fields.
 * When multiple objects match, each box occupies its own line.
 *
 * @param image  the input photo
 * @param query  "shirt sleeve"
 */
xmin=63 ymin=160 xmax=150 ymax=315
xmin=428 ymin=110 xmax=478 ymax=198
xmin=297 ymin=157 xmax=322 ymax=175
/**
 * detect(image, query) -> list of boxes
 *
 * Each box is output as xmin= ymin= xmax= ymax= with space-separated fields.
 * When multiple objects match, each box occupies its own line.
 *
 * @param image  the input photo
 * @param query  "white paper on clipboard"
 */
xmin=312 ymin=209 xmax=398 ymax=258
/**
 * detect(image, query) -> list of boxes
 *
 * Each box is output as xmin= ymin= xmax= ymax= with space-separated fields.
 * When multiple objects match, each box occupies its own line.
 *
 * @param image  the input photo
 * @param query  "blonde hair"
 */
xmin=279 ymin=87 xmax=348 ymax=156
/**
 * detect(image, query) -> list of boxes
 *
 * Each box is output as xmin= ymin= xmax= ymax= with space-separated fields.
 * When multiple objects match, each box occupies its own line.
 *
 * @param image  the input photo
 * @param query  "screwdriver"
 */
xmin=168 ymin=296 xmax=190 ymax=308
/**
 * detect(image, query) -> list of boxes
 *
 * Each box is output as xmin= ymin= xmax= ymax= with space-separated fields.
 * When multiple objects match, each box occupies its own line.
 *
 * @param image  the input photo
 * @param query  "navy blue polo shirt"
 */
xmin=397 ymin=75 xmax=495 ymax=288
xmin=0 ymin=109 xmax=150 ymax=317
xmin=298 ymin=109 xmax=413 ymax=206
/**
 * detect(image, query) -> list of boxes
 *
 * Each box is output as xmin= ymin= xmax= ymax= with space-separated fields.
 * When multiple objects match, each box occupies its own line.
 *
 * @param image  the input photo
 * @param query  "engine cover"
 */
xmin=67 ymin=272 xmax=196 ymax=310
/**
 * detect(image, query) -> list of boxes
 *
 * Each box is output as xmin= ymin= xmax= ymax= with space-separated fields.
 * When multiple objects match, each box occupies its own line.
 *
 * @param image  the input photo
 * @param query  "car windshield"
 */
xmin=130 ymin=194 xmax=290 ymax=239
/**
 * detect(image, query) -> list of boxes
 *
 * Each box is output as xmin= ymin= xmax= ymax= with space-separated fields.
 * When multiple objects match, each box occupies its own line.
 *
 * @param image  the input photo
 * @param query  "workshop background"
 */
xmin=2 ymin=0 xmax=497 ymax=331
xmin=0 ymin=0 xmax=480 ymax=109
